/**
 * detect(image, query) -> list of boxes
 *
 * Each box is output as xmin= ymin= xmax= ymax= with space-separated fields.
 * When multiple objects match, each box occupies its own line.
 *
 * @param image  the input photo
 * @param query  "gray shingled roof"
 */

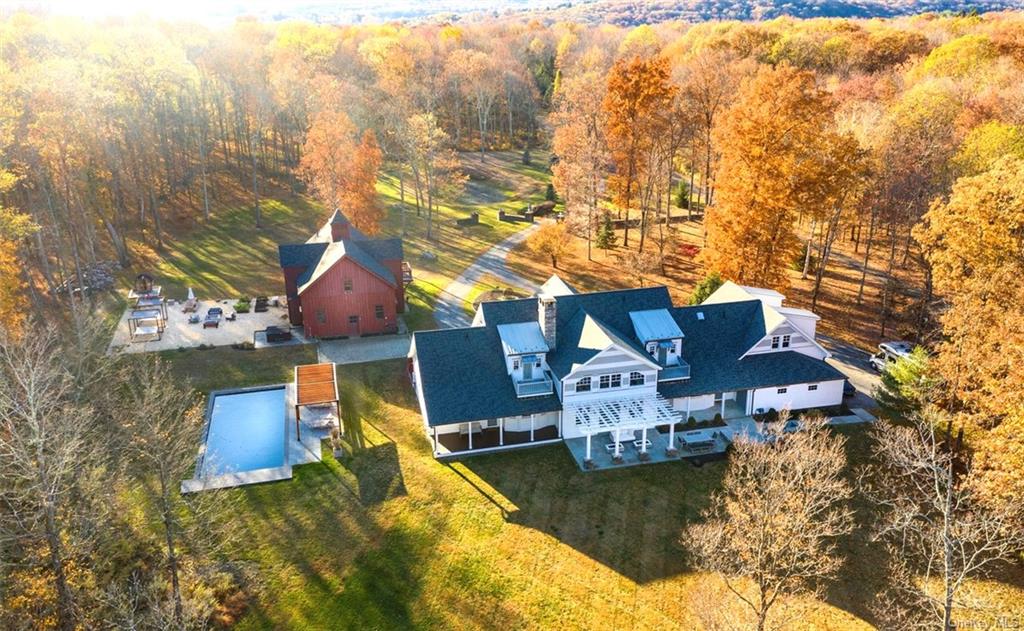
xmin=413 ymin=288 xmax=845 ymax=427
xmin=278 ymin=213 xmax=402 ymax=292
xmin=413 ymin=326 xmax=561 ymax=426
xmin=657 ymin=301 xmax=844 ymax=399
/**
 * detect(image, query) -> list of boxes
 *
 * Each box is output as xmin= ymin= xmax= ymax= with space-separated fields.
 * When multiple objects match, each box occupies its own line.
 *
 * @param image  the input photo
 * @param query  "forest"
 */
xmin=2 ymin=7 xmax=1024 ymax=630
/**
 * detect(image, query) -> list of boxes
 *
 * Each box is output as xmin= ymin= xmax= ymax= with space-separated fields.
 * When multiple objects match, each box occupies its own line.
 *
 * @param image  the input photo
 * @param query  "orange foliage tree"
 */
xmin=602 ymin=55 xmax=677 ymax=248
xmin=299 ymin=110 xmax=384 ymax=234
xmin=699 ymin=65 xmax=832 ymax=291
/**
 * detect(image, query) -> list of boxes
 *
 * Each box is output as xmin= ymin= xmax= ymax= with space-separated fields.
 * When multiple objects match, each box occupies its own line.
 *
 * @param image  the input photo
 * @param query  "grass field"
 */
xmin=157 ymin=348 xmax=1024 ymax=630
xmin=126 ymin=151 xmax=551 ymax=332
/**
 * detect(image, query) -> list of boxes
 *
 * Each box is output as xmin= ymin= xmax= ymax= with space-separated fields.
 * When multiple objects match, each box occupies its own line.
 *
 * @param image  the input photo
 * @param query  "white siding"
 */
xmin=748 ymin=379 xmax=844 ymax=414
xmin=743 ymin=323 xmax=826 ymax=360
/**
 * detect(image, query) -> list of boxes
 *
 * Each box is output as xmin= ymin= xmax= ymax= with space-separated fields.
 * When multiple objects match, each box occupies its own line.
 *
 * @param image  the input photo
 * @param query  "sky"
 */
xmin=1 ymin=0 xmax=563 ymax=25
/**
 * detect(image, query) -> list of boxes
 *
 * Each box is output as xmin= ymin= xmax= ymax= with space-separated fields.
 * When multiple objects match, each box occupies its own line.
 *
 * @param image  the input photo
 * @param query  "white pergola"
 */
xmin=564 ymin=392 xmax=682 ymax=461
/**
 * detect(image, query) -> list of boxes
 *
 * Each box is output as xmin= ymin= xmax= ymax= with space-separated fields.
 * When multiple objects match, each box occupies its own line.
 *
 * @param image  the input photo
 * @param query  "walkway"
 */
xmin=433 ymin=222 xmax=541 ymax=328
xmin=318 ymin=334 xmax=412 ymax=366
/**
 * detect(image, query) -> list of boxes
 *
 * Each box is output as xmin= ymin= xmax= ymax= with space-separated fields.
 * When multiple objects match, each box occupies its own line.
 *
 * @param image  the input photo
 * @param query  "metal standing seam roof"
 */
xmin=629 ymin=308 xmax=685 ymax=342
xmin=497 ymin=322 xmax=550 ymax=355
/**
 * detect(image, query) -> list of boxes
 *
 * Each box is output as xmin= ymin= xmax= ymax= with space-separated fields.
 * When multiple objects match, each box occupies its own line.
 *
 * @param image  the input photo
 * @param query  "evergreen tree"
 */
xmin=595 ymin=213 xmax=617 ymax=251
xmin=674 ymin=181 xmax=690 ymax=209
xmin=545 ymin=182 xmax=556 ymax=202
xmin=688 ymin=272 xmax=724 ymax=305
xmin=873 ymin=346 xmax=937 ymax=420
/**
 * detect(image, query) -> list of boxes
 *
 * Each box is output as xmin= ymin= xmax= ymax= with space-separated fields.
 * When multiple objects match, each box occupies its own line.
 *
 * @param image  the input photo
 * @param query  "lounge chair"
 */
xmin=203 ymin=307 xmax=223 ymax=328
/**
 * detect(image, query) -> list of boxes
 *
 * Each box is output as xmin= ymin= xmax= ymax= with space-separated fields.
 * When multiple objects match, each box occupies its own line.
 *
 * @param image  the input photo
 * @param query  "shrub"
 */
xmin=686 ymin=416 xmax=698 ymax=429
xmin=545 ymin=182 xmax=556 ymax=202
xmin=234 ymin=299 xmax=251 ymax=313
xmin=713 ymin=413 xmax=723 ymax=424
xmin=766 ymin=407 xmax=779 ymax=423
xmin=674 ymin=180 xmax=690 ymax=208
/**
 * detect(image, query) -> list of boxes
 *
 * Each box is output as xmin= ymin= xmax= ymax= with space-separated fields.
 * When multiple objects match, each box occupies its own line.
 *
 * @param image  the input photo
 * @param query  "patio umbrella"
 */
xmin=187 ymin=287 xmax=195 ymax=300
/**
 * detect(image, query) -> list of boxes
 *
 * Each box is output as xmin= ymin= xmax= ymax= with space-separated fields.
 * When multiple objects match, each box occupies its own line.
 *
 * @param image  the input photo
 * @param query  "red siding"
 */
xmin=381 ymin=258 xmax=406 ymax=313
xmin=298 ymin=257 xmax=399 ymax=338
xmin=282 ymin=266 xmax=305 ymax=326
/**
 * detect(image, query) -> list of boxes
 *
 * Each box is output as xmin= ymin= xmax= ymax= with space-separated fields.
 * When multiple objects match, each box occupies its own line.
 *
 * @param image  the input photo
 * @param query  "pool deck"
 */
xmin=181 ymin=383 xmax=334 ymax=493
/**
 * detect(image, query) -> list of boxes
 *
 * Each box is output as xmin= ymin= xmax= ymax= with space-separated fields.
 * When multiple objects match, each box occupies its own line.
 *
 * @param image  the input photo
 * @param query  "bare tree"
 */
xmin=0 ymin=326 xmax=110 ymax=630
xmin=117 ymin=358 xmax=234 ymax=628
xmin=862 ymin=411 xmax=1024 ymax=630
xmin=684 ymin=416 xmax=854 ymax=631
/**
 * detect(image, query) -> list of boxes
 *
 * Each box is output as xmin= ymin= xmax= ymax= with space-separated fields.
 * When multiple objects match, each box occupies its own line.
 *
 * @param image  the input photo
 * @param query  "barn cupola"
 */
xmin=329 ymin=209 xmax=351 ymax=242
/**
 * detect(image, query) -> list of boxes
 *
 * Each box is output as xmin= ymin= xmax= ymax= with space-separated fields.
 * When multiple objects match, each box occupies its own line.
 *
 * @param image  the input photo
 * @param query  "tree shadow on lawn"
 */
xmin=461 ymin=443 xmax=727 ymax=584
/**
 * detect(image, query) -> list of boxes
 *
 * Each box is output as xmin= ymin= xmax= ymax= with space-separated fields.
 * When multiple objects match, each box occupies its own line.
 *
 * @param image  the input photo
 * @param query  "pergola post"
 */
xmin=295 ymin=405 xmax=301 ymax=441
xmin=499 ymin=418 xmax=504 ymax=446
xmin=585 ymin=432 xmax=592 ymax=461
xmin=685 ymin=397 xmax=691 ymax=419
xmin=669 ymin=417 xmax=676 ymax=450
xmin=641 ymin=426 xmax=648 ymax=453
xmin=557 ymin=411 xmax=562 ymax=437
xmin=467 ymin=422 xmax=473 ymax=450
xmin=720 ymin=394 xmax=726 ymax=418
xmin=614 ymin=427 xmax=621 ymax=458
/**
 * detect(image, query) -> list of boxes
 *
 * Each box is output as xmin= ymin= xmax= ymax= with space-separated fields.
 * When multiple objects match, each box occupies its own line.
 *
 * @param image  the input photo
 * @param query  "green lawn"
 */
xmin=153 ymin=347 xmax=1024 ymax=630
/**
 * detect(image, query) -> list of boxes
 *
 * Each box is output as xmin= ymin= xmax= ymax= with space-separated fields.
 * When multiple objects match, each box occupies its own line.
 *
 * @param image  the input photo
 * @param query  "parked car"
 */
xmin=781 ymin=419 xmax=802 ymax=434
xmin=843 ymin=379 xmax=856 ymax=398
xmin=203 ymin=307 xmax=223 ymax=328
xmin=869 ymin=341 xmax=913 ymax=372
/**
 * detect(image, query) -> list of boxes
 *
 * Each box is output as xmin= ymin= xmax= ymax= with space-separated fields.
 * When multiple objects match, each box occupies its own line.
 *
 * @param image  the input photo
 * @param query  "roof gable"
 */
xmin=296 ymin=240 xmax=397 ymax=294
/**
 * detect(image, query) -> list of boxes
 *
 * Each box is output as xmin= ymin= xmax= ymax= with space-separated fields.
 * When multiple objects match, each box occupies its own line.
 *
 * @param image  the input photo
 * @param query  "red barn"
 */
xmin=278 ymin=210 xmax=405 ymax=338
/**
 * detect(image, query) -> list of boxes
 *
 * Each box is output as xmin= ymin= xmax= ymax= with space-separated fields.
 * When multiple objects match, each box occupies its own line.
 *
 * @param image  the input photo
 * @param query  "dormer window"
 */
xmin=513 ymin=359 xmax=520 ymax=370
xmin=771 ymin=336 xmax=780 ymax=349
xmin=782 ymin=334 xmax=791 ymax=348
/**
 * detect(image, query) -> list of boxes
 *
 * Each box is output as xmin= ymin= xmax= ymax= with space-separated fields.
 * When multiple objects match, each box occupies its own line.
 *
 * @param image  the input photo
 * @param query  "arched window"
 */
xmin=576 ymin=377 xmax=591 ymax=392
xmin=629 ymin=371 xmax=645 ymax=386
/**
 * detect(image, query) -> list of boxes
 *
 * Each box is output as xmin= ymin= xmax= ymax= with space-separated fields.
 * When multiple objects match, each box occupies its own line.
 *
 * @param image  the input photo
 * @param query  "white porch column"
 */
xmin=641 ymin=426 xmax=648 ymax=453
xmin=432 ymin=426 xmax=438 ymax=454
xmin=499 ymin=418 xmax=504 ymax=446
xmin=669 ymin=418 xmax=675 ymax=449
xmin=685 ymin=397 xmax=691 ymax=418
xmin=557 ymin=410 xmax=562 ymax=437
xmin=720 ymin=395 xmax=726 ymax=418
xmin=530 ymin=414 xmax=535 ymax=441
xmin=614 ymin=427 xmax=621 ymax=458
xmin=467 ymin=422 xmax=473 ymax=450
xmin=585 ymin=432 xmax=592 ymax=461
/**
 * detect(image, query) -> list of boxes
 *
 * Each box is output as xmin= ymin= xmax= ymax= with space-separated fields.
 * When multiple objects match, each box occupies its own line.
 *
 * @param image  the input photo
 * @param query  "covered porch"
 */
xmin=563 ymin=392 xmax=683 ymax=470
xmin=435 ymin=424 xmax=560 ymax=455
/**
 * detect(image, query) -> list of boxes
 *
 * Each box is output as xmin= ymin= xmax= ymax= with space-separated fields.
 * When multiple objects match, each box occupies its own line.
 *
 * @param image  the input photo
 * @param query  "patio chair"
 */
xmin=632 ymin=438 xmax=652 ymax=450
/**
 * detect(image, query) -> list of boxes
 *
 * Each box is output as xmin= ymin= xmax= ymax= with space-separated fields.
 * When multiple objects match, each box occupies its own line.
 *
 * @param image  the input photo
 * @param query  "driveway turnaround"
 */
xmin=318 ymin=334 xmax=412 ymax=366
xmin=433 ymin=222 xmax=541 ymax=328
xmin=820 ymin=334 xmax=880 ymax=409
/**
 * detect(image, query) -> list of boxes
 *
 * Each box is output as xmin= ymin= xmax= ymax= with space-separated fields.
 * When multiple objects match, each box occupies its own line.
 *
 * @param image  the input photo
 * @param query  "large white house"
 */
xmin=408 ymin=277 xmax=846 ymax=468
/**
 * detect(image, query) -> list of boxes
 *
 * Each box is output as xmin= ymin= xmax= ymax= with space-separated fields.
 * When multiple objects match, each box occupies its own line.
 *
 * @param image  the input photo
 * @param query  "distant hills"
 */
xmin=13 ymin=0 xmax=1023 ymax=25
xmin=517 ymin=0 xmax=1024 ymax=26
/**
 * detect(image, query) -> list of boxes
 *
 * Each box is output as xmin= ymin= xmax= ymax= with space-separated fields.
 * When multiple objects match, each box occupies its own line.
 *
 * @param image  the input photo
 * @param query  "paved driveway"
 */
xmin=433 ymin=222 xmax=541 ymax=328
xmin=820 ymin=335 xmax=880 ymax=408
xmin=318 ymin=334 xmax=411 ymax=366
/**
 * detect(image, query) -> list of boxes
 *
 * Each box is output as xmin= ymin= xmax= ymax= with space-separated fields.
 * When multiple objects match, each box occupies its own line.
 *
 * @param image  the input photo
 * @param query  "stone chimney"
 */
xmin=329 ymin=209 xmax=351 ymax=242
xmin=538 ymin=293 xmax=556 ymax=349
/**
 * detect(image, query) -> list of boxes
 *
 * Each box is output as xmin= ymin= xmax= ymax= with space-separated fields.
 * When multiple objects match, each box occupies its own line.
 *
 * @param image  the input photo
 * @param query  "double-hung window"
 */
xmin=576 ymin=377 xmax=591 ymax=392
xmin=629 ymin=371 xmax=644 ymax=386
xmin=610 ymin=374 xmax=621 ymax=388
xmin=599 ymin=375 xmax=611 ymax=389
xmin=771 ymin=336 xmax=780 ymax=349
xmin=782 ymin=334 xmax=791 ymax=348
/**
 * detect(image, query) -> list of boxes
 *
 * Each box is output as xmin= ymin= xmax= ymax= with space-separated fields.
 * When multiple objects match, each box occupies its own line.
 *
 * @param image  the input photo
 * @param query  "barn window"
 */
xmin=374 ymin=305 xmax=384 ymax=319
xmin=343 ymin=279 xmax=353 ymax=292
xmin=316 ymin=309 xmax=326 ymax=324
xmin=348 ymin=315 xmax=359 ymax=324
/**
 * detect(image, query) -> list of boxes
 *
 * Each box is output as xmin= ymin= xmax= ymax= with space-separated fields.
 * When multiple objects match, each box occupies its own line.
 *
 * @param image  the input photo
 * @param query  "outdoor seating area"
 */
xmin=565 ymin=430 xmax=681 ymax=471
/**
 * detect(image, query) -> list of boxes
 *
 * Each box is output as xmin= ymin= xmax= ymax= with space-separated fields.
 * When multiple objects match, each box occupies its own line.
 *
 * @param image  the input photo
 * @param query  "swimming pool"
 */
xmin=200 ymin=386 xmax=287 ymax=477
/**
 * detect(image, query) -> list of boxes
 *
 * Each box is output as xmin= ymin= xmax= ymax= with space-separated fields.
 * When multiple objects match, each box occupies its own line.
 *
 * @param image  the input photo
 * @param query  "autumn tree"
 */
xmin=527 ymin=221 xmax=572 ymax=269
xmin=685 ymin=416 xmax=853 ymax=631
xmin=552 ymin=61 xmax=608 ymax=260
xmin=699 ymin=64 xmax=833 ymax=291
xmin=602 ymin=55 xmax=677 ymax=248
xmin=300 ymin=110 xmax=385 ymax=234
xmin=863 ymin=411 xmax=1024 ymax=630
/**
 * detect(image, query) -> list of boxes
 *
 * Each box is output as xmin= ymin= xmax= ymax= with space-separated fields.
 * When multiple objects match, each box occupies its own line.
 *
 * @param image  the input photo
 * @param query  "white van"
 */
xmin=869 ymin=341 xmax=913 ymax=372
